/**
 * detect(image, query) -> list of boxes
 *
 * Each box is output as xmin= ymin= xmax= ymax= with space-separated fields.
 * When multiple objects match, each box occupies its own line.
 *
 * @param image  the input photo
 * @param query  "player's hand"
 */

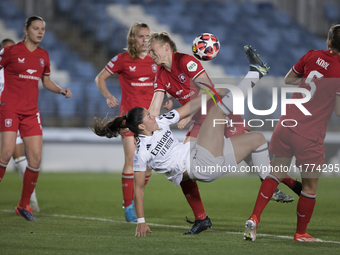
xmin=215 ymin=88 xmax=227 ymax=97
xmin=60 ymin=88 xmax=72 ymax=98
xmin=177 ymin=115 xmax=191 ymax=129
xmin=163 ymin=98 xmax=173 ymax=110
xmin=106 ymin=95 xmax=119 ymax=108
xmin=135 ymin=223 xmax=152 ymax=237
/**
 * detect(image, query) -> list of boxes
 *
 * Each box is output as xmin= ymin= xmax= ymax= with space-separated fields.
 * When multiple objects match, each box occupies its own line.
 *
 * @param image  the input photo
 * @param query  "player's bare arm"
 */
xmin=95 ymin=68 xmax=119 ymax=108
xmin=335 ymin=95 xmax=340 ymax=117
xmin=284 ymin=68 xmax=303 ymax=85
xmin=163 ymin=92 xmax=173 ymax=110
xmin=148 ymin=91 xmax=165 ymax=116
xmin=134 ymin=171 xmax=152 ymax=237
xmin=41 ymin=75 xmax=72 ymax=98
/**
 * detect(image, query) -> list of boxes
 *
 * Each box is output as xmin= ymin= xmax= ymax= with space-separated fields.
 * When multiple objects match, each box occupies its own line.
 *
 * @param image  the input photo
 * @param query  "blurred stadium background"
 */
xmin=1 ymin=0 xmax=340 ymax=172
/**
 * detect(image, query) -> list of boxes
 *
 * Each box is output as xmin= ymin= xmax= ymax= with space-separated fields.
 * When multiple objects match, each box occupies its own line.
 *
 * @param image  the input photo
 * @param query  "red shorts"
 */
xmin=186 ymin=99 xmax=250 ymax=138
xmin=269 ymin=124 xmax=325 ymax=170
xmin=120 ymin=128 xmax=134 ymax=137
xmin=0 ymin=109 xmax=42 ymax=137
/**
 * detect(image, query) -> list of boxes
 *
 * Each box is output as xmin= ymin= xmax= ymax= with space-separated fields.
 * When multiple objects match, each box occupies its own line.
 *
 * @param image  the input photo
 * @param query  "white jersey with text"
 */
xmin=133 ymin=110 xmax=190 ymax=186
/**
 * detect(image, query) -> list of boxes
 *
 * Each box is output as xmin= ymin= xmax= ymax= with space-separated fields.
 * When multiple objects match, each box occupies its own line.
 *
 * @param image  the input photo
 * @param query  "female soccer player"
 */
xmin=95 ymin=22 xmax=157 ymax=222
xmin=244 ymin=24 xmax=340 ymax=242
xmin=0 ymin=38 xmax=39 ymax=212
xmin=92 ymin=51 xmax=271 ymax=236
xmin=0 ymin=16 xmax=72 ymax=221
xmin=147 ymin=32 xmax=300 ymax=234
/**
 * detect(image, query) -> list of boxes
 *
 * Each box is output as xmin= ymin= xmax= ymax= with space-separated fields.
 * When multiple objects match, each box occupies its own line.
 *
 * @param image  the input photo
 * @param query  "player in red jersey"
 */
xmin=147 ymin=32 xmax=301 ymax=234
xmin=244 ymin=24 xmax=340 ymax=242
xmin=0 ymin=16 xmax=72 ymax=221
xmin=0 ymin=38 xmax=39 ymax=212
xmin=95 ymin=22 xmax=157 ymax=222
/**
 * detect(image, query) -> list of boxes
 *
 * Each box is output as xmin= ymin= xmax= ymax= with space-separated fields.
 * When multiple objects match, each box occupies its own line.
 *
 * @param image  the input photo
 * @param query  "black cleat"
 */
xmin=183 ymin=216 xmax=212 ymax=235
xmin=244 ymin=45 xmax=269 ymax=78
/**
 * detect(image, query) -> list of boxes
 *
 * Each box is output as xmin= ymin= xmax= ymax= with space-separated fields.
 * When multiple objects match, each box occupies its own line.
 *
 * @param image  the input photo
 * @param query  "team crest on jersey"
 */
xmin=152 ymin=64 xmax=157 ymax=73
xmin=5 ymin=119 xmax=12 ymax=127
xmin=178 ymin=73 xmax=187 ymax=83
xmin=111 ymin=55 xmax=118 ymax=62
xmin=40 ymin=58 xmax=44 ymax=67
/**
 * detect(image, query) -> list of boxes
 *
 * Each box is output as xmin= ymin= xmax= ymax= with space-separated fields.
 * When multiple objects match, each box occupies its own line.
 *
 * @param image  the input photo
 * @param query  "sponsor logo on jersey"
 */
xmin=5 ymin=118 xmax=12 ymax=127
xmin=19 ymin=74 xmax=40 ymax=80
xmin=26 ymin=69 xmax=37 ymax=74
xmin=165 ymin=82 xmax=171 ymax=89
xmin=111 ymin=55 xmax=118 ymax=62
xmin=138 ymin=77 xmax=149 ymax=82
xmin=152 ymin=64 xmax=157 ymax=73
xmin=18 ymin=58 xmax=25 ymax=63
xmin=178 ymin=73 xmax=187 ymax=83
xmin=0 ymin=48 xmax=4 ymax=55
xmin=40 ymin=58 xmax=44 ymax=67
xmin=150 ymin=130 xmax=173 ymax=156
xmin=129 ymin=66 xmax=136 ymax=72
xmin=175 ymin=90 xmax=195 ymax=101
xmin=176 ymin=90 xmax=183 ymax=95
xmin=108 ymin=61 xmax=114 ymax=68
xmin=187 ymin=61 xmax=197 ymax=72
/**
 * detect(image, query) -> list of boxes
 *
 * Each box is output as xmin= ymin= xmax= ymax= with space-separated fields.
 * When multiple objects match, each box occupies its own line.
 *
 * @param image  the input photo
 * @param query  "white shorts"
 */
xmin=188 ymin=137 xmax=237 ymax=182
xmin=16 ymin=131 xmax=23 ymax=144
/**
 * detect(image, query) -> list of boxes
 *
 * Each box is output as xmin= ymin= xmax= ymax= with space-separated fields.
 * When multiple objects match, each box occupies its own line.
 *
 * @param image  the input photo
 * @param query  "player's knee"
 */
xmin=0 ymin=149 xmax=15 ymax=164
xmin=251 ymin=132 xmax=267 ymax=148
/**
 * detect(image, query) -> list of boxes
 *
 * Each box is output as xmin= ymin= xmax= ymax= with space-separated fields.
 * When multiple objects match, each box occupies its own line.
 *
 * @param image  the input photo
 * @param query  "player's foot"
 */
xmin=294 ymin=233 xmax=323 ymax=242
xmin=30 ymin=200 xmax=40 ymax=212
xmin=244 ymin=45 xmax=269 ymax=78
xmin=15 ymin=205 xmax=37 ymax=221
xmin=183 ymin=216 xmax=212 ymax=235
xmin=244 ymin=215 xmax=258 ymax=241
xmin=123 ymin=200 xmax=137 ymax=222
xmin=270 ymin=188 xmax=295 ymax=203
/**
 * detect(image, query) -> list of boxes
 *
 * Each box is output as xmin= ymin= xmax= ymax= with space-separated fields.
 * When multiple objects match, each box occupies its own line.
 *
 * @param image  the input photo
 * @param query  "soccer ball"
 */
xmin=192 ymin=33 xmax=220 ymax=61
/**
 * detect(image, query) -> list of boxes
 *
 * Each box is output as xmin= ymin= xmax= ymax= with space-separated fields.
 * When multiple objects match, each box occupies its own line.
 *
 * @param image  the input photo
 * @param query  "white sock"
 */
xmin=251 ymin=143 xmax=271 ymax=180
xmin=14 ymin=156 xmax=37 ymax=202
xmin=217 ymin=71 xmax=259 ymax=115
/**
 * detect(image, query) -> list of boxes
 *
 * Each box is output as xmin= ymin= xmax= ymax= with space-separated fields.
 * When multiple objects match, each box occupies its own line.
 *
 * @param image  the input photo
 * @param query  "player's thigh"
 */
xmin=22 ymin=135 xmax=43 ymax=167
xmin=13 ymin=133 xmax=25 ymax=159
xmin=0 ymin=131 xmax=17 ymax=162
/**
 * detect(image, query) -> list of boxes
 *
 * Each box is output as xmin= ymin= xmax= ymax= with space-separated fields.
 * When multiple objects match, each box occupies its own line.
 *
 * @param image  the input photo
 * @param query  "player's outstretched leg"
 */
xmin=183 ymin=216 xmax=212 ymax=235
xmin=244 ymin=45 xmax=270 ymax=78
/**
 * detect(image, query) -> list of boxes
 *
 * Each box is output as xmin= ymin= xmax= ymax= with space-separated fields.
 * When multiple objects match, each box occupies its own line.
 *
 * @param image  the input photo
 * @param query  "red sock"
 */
xmin=180 ymin=179 xmax=206 ymax=220
xmin=0 ymin=162 xmax=7 ymax=182
xmin=122 ymin=173 xmax=134 ymax=207
xmin=282 ymin=174 xmax=296 ymax=189
xmin=296 ymin=192 xmax=316 ymax=234
xmin=19 ymin=166 xmax=39 ymax=207
xmin=144 ymin=175 xmax=151 ymax=186
xmin=252 ymin=175 xmax=280 ymax=222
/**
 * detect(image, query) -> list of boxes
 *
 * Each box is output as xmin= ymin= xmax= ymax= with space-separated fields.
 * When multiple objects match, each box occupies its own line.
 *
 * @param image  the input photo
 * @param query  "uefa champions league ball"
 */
xmin=192 ymin=33 xmax=220 ymax=61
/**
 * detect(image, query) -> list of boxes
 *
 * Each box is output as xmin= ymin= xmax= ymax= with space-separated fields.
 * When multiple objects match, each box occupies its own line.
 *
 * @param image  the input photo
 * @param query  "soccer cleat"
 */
xmin=122 ymin=200 xmax=137 ymax=222
xmin=244 ymin=215 xmax=258 ymax=241
xmin=183 ymin=216 xmax=212 ymax=235
xmin=270 ymin=188 xmax=295 ymax=203
xmin=15 ymin=205 xmax=37 ymax=221
xmin=294 ymin=233 xmax=323 ymax=242
xmin=30 ymin=200 xmax=40 ymax=212
xmin=244 ymin=45 xmax=270 ymax=78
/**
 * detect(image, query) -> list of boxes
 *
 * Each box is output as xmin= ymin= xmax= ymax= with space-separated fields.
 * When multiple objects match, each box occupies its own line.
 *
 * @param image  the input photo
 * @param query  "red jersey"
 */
xmin=0 ymin=41 xmax=50 ymax=115
xmin=283 ymin=49 xmax=340 ymax=142
xmin=154 ymin=53 xmax=205 ymax=105
xmin=105 ymin=52 xmax=157 ymax=116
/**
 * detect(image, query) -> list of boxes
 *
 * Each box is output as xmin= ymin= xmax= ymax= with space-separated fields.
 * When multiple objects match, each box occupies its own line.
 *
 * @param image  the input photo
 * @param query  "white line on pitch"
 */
xmin=1 ymin=209 xmax=340 ymax=244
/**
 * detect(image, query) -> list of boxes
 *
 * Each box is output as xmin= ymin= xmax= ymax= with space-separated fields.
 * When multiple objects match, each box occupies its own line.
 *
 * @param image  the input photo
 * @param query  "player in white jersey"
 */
xmin=93 ymin=46 xmax=272 ymax=236
xmin=0 ymin=38 xmax=39 ymax=211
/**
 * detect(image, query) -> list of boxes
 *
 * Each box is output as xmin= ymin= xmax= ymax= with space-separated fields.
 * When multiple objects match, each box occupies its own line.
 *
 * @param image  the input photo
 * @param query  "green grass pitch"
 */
xmin=1 ymin=171 xmax=339 ymax=255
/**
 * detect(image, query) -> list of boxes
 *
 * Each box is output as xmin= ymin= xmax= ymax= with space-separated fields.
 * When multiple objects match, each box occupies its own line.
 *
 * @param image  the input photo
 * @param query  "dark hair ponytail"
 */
xmin=92 ymin=107 xmax=145 ymax=138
